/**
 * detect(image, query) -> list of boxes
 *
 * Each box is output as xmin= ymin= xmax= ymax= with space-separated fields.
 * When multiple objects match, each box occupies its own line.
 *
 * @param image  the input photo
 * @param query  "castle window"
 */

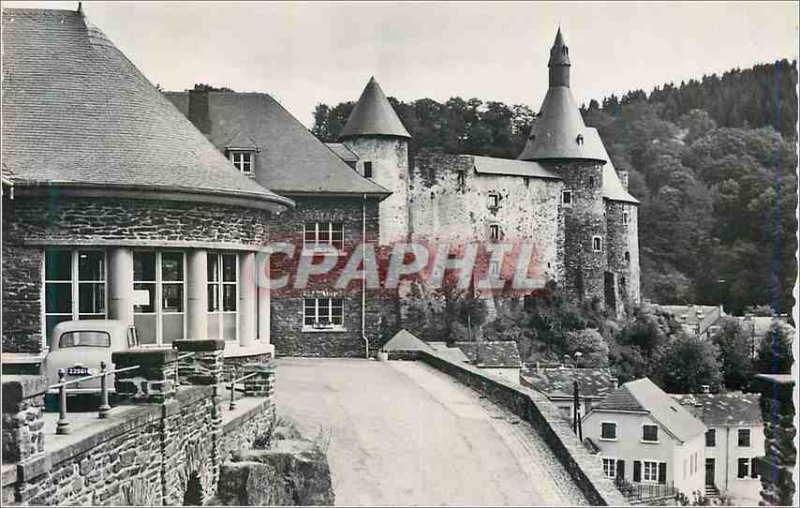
xmin=229 ymin=151 xmax=254 ymax=175
xmin=488 ymin=193 xmax=500 ymax=210
xmin=457 ymin=171 xmax=466 ymax=191
xmin=303 ymin=297 xmax=344 ymax=331
xmin=363 ymin=161 xmax=373 ymax=178
xmin=592 ymin=236 xmax=603 ymax=252
xmin=576 ymin=134 xmax=584 ymax=146
xmin=624 ymin=251 xmax=630 ymax=263
xmin=623 ymin=211 xmax=630 ymax=225
xmin=489 ymin=224 xmax=502 ymax=241
xmin=304 ymin=222 xmax=345 ymax=251
xmin=562 ymin=190 xmax=573 ymax=208
xmin=589 ymin=176 xmax=595 ymax=187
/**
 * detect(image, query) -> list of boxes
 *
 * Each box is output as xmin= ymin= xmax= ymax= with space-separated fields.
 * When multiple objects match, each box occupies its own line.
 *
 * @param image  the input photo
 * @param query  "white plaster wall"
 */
xmin=706 ymin=425 xmax=764 ymax=504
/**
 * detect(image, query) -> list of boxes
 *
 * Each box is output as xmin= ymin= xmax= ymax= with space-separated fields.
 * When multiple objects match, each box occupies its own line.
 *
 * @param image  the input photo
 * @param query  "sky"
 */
xmin=4 ymin=1 xmax=799 ymax=127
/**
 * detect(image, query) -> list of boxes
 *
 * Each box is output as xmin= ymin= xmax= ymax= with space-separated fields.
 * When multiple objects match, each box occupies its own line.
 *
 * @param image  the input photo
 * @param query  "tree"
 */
xmin=711 ymin=317 xmax=754 ymax=391
xmin=754 ymin=320 xmax=795 ymax=375
xmin=565 ymin=329 xmax=609 ymax=367
xmin=654 ymin=335 xmax=723 ymax=393
xmin=192 ymin=83 xmax=234 ymax=92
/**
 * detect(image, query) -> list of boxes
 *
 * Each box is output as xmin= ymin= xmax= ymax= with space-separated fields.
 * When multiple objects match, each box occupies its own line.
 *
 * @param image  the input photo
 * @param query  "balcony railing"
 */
xmin=614 ymin=478 xmax=678 ymax=504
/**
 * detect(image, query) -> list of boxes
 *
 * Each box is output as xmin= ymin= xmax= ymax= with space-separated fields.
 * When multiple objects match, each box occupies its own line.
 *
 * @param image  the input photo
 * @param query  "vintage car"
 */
xmin=43 ymin=320 xmax=139 ymax=394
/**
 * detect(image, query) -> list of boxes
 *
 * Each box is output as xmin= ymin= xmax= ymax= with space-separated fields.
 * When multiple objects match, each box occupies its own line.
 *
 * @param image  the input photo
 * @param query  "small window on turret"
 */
xmin=457 ymin=171 xmax=466 ymax=191
xmin=623 ymin=211 xmax=629 ymax=225
xmin=592 ymin=236 xmax=602 ymax=252
xmin=576 ymin=134 xmax=584 ymax=146
xmin=489 ymin=224 xmax=502 ymax=241
xmin=562 ymin=190 xmax=573 ymax=208
xmin=625 ymin=251 xmax=630 ymax=263
xmin=488 ymin=193 xmax=500 ymax=210
xmin=363 ymin=161 xmax=373 ymax=178
xmin=589 ymin=177 xmax=595 ymax=187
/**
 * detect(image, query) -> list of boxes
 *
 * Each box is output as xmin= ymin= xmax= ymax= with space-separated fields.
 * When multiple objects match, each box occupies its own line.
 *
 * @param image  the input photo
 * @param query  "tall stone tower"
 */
xmin=519 ymin=29 xmax=609 ymax=306
xmin=340 ymin=77 xmax=411 ymax=244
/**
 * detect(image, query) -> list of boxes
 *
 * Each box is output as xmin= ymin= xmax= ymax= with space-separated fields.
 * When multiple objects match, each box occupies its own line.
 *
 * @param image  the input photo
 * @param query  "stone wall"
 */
xmin=2 ymin=194 xmax=274 ymax=354
xmin=267 ymin=196 xmax=391 ymax=357
xmin=605 ymin=200 xmax=641 ymax=315
xmin=416 ymin=349 xmax=629 ymax=506
xmin=541 ymin=160 xmax=606 ymax=306
xmin=342 ymin=136 xmax=409 ymax=244
xmin=2 ymin=351 xmax=277 ymax=506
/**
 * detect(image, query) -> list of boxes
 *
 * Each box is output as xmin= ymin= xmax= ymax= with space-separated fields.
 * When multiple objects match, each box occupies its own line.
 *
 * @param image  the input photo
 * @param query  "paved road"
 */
xmin=274 ymin=358 xmax=589 ymax=506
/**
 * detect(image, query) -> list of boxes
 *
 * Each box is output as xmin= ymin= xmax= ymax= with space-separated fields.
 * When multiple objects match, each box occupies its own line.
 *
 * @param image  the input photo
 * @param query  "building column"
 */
xmin=257 ymin=251 xmax=270 ymax=344
xmin=238 ymin=252 xmax=256 ymax=348
xmin=108 ymin=247 xmax=133 ymax=326
xmin=187 ymin=250 xmax=208 ymax=340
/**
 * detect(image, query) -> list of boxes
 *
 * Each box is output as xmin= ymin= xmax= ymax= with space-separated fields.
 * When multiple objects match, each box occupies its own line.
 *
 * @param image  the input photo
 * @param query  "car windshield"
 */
xmin=59 ymin=331 xmax=111 ymax=348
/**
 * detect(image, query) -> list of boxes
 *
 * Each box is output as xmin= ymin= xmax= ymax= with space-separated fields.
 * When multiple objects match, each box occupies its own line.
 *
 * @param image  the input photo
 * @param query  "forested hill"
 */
xmin=311 ymin=59 xmax=798 ymax=315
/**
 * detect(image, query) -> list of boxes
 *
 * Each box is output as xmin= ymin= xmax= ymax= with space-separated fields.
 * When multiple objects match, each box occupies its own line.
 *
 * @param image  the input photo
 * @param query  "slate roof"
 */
xmin=518 ymin=87 xmax=607 ymax=162
xmin=521 ymin=367 xmax=616 ymax=400
xmin=659 ymin=304 xmax=724 ymax=337
xmin=453 ymin=341 xmax=521 ymax=368
xmin=2 ymin=8 xmax=291 ymax=210
xmin=590 ymin=129 xmax=640 ymax=204
xmin=671 ymin=392 xmax=762 ymax=428
xmin=340 ymin=77 xmax=411 ymax=139
xmin=325 ymin=143 xmax=359 ymax=163
xmin=593 ymin=378 xmax=706 ymax=443
xmin=164 ymin=91 xmax=389 ymax=197
xmin=473 ymin=156 xmax=560 ymax=180
xmin=382 ymin=329 xmax=432 ymax=353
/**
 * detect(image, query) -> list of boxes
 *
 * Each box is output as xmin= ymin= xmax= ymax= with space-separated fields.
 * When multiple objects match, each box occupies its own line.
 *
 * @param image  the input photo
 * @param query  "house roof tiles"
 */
xmin=2 ymin=8 xmax=291 ymax=210
xmin=670 ymin=392 xmax=762 ymax=428
xmin=521 ymin=367 xmax=616 ymax=400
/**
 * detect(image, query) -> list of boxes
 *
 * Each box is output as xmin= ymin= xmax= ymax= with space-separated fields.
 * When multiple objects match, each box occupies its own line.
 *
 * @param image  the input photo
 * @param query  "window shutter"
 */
xmin=750 ymin=458 xmax=759 ymax=479
xmin=617 ymin=460 xmax=626 ymax=481
xmin=658 ymin=462 xmax=667 ymax=484
xmin=633 ymin=461 xmax=641 ymax=482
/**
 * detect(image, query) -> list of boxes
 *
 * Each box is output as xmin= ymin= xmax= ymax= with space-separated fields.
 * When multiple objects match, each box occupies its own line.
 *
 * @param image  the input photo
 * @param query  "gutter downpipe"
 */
xmin=362 ymin=193 xmax=370 ymax=359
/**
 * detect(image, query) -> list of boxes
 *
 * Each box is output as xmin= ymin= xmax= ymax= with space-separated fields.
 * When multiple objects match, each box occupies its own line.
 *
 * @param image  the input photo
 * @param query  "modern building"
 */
xmin=1 ymin=8 xmax=293 ymax=371
xmin=582 ymin=378 xmax=707 ymax=499
xmin=163 ymin=90 xmax=396 ymax=357
xmin=521 ymin=366 xmax=617 ymax=420
xmin=671 ymin=391 xmax=764 ymax=504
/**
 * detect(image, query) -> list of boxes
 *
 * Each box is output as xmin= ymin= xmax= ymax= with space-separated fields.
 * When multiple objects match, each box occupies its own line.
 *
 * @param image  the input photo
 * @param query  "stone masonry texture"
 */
xmin=2 ymin=194 xmax=273 ymax=354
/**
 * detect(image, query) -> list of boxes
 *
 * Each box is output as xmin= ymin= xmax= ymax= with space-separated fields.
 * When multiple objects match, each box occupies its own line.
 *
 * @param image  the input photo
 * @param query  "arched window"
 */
xmin=624 ymin=251 xmax=630 ymax=263
xmin=592 ymin=236 xmax=602 ymax=252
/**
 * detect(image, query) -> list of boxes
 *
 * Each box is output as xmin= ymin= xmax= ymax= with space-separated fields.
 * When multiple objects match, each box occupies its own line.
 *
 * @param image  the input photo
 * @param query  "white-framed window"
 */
xmin=592 ymin=236 xmax=603 ymax=252
xmin=207 ymin=253 xmax=238 ymax=341
xmin=488 ymin=192 xmax=500 ymax=209
xmin=304 ymin=222 xmax=344 ymax=251
xmin=643 ymin=461 xmax=659 ymax=482
xmin=44 ymin=249 xmax=107 ymax=343
xmin=303 ymin=297 xmax=344 ymax=331
xmin=737 ymin=458 xmax=750 ymax=479
xmin=363 ymin=161 xmax=373 ymax=178
xmin=603 ymin=458 xmax=617 ymax=479
xmin=489 ymin=224 xmax=502 ymax=241
xmin=133 ymin=251 xmax=186 ymax=346
xmin=601 ymin=422 xmax=618 ymax=440
xmin=642 ymin=424 xmax=659 ymax=442
xmin=562 ymin=190 xmax=573 ymax=208
xmin=230 ymin=151 xmax=254 ymax=174
xmin=738 ymin=428 xmax=751 ymax=447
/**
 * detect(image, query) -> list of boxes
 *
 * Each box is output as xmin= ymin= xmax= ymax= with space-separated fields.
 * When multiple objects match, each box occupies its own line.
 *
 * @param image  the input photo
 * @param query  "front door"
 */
xmin=705 ymin=458 xmax=715 ymax=486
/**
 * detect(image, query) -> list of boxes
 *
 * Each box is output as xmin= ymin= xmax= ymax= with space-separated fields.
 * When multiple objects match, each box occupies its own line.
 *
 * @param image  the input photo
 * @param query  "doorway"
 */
xmin=705 ymin=458 xmax=715 ymax=486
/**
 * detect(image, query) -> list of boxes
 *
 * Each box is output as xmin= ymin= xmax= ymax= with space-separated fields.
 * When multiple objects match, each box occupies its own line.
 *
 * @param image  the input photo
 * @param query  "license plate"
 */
xmin=67 ymin=366 xmax=90 ymax=376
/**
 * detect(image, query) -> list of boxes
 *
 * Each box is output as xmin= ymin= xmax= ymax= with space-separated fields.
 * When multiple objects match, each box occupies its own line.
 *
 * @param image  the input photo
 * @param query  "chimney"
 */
xmin=618 ymin=169 xmax=629 ymax=190
xmin=188 ymin=89 xmax=211 ymax=134
xmin=700 ymin=384 xmax=710 ymax=394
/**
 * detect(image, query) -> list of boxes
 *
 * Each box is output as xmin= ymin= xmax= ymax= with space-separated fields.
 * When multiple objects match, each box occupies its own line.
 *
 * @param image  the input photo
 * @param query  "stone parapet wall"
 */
xmin=2 ymin=363 xmax=276 ymax=506
xmin=416 ymin=350 xmax=628 ymax=506
xmin=1 ymin=376 xmax=48 ymax=463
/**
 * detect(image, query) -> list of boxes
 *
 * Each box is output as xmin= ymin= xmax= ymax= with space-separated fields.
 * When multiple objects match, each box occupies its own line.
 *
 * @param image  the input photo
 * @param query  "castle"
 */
xmin=333 ymin=29 xmax=641 ymax=317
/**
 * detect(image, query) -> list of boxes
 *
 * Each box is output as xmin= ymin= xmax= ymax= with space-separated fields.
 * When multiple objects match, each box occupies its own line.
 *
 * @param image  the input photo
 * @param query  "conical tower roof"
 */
xmin=340 ymin=77 xmax=411 ymax=139
xmin=518 ymin=29 xmax=606 ymax=163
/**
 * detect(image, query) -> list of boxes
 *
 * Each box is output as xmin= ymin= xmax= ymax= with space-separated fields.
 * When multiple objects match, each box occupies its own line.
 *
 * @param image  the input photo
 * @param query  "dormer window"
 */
xmin=576 ymin=134 xmax=584 ymax=146
xmin=229 ymin=151 xmax=254 ymax=175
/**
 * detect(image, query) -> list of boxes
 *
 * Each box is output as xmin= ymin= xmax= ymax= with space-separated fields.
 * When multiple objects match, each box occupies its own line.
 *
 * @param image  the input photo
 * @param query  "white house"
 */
xmin=582 ymin=378 xmax=707 ymax=501
xmin=671 ymin=391 xmax=764 ymax=505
